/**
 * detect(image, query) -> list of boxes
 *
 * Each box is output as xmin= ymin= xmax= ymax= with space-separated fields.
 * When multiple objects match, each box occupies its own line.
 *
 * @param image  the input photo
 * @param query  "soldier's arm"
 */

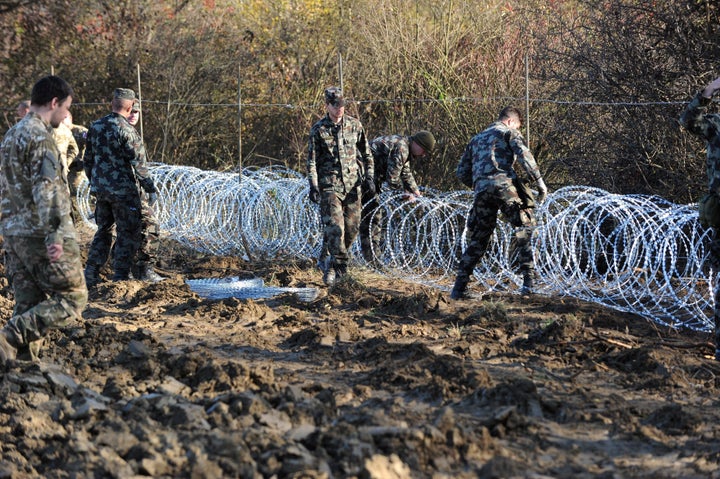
xmin=123 ymin=125 xmax=156 ymax=193
xmin=357 ymin=123 xmax=374 ymax=180
xmin=31 ymin=138 xmax=65 ymax=247
xmin=509 ymin=131 xmax=541 ymax=182
xmin=82 ymin=129 xmax=94 ymax=181
xmin=456 ymin=145 xmax=473 ymax=188
xmin=307 ymin=126 xmax=319 ymax=191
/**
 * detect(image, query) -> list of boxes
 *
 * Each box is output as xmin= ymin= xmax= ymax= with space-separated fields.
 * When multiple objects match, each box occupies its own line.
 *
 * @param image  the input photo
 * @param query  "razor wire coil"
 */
xmin=78 ymin=164 xmax=715 ymax=333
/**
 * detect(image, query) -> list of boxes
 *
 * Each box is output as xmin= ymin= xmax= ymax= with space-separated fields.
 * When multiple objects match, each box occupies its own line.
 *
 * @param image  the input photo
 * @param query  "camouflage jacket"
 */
xmin=0 ymin=112 xmax=76 ymax=243
xmin=457 ymin=121 xmax=541 ymax=193
xmin=83 ymin=112 xmax=155 ymax=197
xmin=52 ymin=122 xmax=78 ymax=183
xmin=69 ymin=123 xmax=88 ymax=171
xmin=679 ymin=92 xmax=720 ymax=195
xmin=370 ymin=135 xmax=420 ymax=194
xmin=307 ymin=114 xmax=374 ymax=198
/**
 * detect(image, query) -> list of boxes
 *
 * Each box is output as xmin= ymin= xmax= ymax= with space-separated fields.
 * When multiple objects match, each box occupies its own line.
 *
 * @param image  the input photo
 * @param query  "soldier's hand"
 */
xmin=536 ymin=178 xmax=548 ymax=204
xmin=309 ymin=187 xmax=320 ymax=204
xmin=148 ymin=192 xmax=158 ymax=206
xmin=363 ymin=177 xmax=376 ymax=196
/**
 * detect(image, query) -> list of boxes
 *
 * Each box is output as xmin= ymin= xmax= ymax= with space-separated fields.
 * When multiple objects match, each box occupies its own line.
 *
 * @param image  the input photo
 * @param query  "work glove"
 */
xmin=147 ymin=192 xmax=158 ymax=207
xmin=363 ymin=177 xmax=376 ymax=196
xmin=309 ymin=186 xmax=320 ymax=204
xmin=536 ymin=178 xmax=548 ymax=204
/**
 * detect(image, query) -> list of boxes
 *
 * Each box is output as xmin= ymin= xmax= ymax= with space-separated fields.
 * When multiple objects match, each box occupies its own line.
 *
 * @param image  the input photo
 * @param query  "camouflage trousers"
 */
xmin=67 ymin=170 xmax=86 ymax=226
xmin=134 ymin=190 xmax=160 ymax=275
xmin=359 ymin=191 xmax=383 ymax=262
xmin=319 ymin=187 xmax=362 ymax=268
xmin=708 ymin=229 xmax=720 ymax=352
xmin=3 ymin=235 xmax=87 ymax=346
xmin=87 ymin=193 xmax=142 ymax=277
xmin=456 ymin=184 xmax=537 ymax=280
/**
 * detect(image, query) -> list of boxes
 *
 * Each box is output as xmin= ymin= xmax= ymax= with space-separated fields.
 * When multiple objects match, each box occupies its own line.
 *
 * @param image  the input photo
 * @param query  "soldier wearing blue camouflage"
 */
xmin=451 ymin=106 xmax=548 ymax=299
xmin=307 ymin=87 xmax=374 ymax=285
xmin=83 ymin=88 xmax=158 ymax=286
xmin=679 ymin=75 xmax=720 ymax=361
xmin=360 ymin=131 xmax=435 ymax=263
xmin=0 ymin=76 xmax=88 ymax=364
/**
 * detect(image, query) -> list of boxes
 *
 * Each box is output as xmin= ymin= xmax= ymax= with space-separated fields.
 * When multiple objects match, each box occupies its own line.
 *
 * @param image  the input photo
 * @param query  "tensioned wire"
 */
xmin=78 ymin=164 xmax=714 ymax=333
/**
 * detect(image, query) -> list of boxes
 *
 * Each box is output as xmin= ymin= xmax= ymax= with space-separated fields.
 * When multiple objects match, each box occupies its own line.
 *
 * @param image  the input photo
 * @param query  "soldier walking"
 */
xmin=451 ymin=106 xmax=548 ymax=299
xmin=0 ymin=76 xmax=88 ymax=363
xmin=307 ymin=87 xmax=374 ymax=285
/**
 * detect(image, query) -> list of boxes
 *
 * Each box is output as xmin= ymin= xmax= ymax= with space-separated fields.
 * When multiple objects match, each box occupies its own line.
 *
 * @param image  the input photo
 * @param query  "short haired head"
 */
xmin=31 ymin=76 xmax=73 ymax=107
xmin=324 ymin=87 xmax=346 ymax=107
xmin=498 ymin=106 xmax=522 ymax=124
xmin=111 ymin=88 xmax=135 ymax=112
xmin=411 ymin=130 xmax=436 ymax=153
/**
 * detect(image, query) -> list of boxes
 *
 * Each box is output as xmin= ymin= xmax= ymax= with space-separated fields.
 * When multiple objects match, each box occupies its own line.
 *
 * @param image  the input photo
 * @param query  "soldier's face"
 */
xmin=327 ymin=103 xmax=344 ymax=123
xmin=128 ymin=110 xmax=139 ymax=126
xmin=50 ymin=96 xmax=72 ymax=129
xmin=410 ymin=141 xmax=427 ymax=159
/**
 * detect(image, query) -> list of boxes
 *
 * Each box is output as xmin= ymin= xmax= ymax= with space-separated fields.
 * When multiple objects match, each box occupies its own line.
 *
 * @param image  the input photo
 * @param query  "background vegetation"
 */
xmin=0 ymin=0 xmax=718 ymax=203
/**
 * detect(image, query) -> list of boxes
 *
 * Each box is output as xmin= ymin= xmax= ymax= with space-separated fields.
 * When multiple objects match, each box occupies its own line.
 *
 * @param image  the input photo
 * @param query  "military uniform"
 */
xmin=680 ymin=91 xmax=720 ymax=359
xmin=67 ymin=123 xmax=88 ymax=224
xmin=0 ymin=111 xmax=88 ymax=361
xmin=453 ymin=118 xmax=543 ymax=297
xmin=84 ymin=88 xmax=156 ymax=283
xmin=307 ymin=87 xmax=374 ymax=283
xmin=51 ymin=121 xmax=78 ymax=189
xmin=360 ymin=134 xmax=424 ymax=262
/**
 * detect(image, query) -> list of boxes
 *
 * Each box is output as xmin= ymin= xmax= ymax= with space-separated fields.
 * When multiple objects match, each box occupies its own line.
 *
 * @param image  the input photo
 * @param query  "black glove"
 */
xmin=309 ymin=186 xmax=320 ymax=204
xmin=363 ymin=177 xmax=376 ymax=196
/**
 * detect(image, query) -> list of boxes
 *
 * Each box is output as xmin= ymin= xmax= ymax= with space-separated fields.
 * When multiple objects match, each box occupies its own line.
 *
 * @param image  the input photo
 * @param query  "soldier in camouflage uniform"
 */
xmin=307 ymin=87 xmax=374 ymax=285
xmin=65 ymin=112 xmax=88 ymax=225
xmin=52 ymin=115 xmax=79 ymax=192
xmin=679 ymin=75 xmax=720 ymax=361
xmin=0 ymin=76 xmax=88 ymax=364
xmin=451 ymin=106 xmax=548 ymax=299
xmin=127 ymin=100 xmax=163 ymax=282
xmin=360 ymin=131 xmax=435 ymax=263
xmin=83 ymin=88 xmax=158 ymax=286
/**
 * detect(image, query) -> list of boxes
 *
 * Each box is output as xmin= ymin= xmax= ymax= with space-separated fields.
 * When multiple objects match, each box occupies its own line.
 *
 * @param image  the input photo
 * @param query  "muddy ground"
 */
xmin=1 ymin=231 xmax=720 ymax=479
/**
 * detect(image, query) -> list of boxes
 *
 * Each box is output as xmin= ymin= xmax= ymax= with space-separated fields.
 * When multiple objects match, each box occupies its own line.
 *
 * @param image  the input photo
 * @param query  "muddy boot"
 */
xmin=334 ymin=264 xmax=347 ymax=281
xmin=450 ymin=274 xmax=469 ymax=300
xmin=0 ymin=328 xmax=19 ymax=364
xmin=137 ymin=263 xmax=165 ymax=283
xmin=112 ymin=269 xmax=130 ymax=282
xmin=323 ymin=267 xmax=336 ymax=286
xmin=84 ymin=264 xmax=100 ymax=288
xmin=521 ymin=269 xmax=536 ymax=295
xmin=17 ymin=339 xmax=44 ymax=363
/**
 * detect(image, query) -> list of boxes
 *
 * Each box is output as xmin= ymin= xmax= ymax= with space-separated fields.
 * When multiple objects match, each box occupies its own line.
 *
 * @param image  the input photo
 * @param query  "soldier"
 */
xmin=307 ymin=86 xmax=374 ymax=285
xmin=127 ymin=100 xmax=163 ymax=282
xmin=65 ymin=112 xmax=88 ymax=225
xmin=52 ymin=114 xmax=79 ymax=191
xmin=0 ymin=76 xmax=88 ymax=363
xmin=83 ymin=88 xmax=158 ymax=286
xmin=359 ymin=131 xmax=435 ymax=263
xmin=679 ymin=75 xmax=720 ymax=361
xmin=15 ymin=100 xmax=30 ymax=121
xmin=451 ymin=106 xmax=548 ymax=299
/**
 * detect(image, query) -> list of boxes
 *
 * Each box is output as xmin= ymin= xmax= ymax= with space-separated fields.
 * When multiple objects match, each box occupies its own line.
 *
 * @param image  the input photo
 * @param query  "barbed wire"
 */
xmin=78 ymin=163 xmax=714 ymax=333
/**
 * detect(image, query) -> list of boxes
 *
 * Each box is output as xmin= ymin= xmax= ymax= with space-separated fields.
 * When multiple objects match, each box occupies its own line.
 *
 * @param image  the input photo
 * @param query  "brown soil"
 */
xmin=1 ymin=231 xmax=719 ymax=479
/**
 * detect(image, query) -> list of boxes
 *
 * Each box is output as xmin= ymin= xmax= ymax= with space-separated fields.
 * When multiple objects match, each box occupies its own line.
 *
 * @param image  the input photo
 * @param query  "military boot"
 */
xmin=0 ymin=328 xmax=19 ymax=364
xmin=334 ymin=264 xmax=348 ymax=281
xmin=520 ymin=270 xmax=537 ymax=295
xmin=84 ymin=264 xmax=100 ymax=288
xmin=112 ymin=269 xmax=131 ymax=281
xmin=450 ymin=274 xmax=470 ymax=300
xmin=137 ymin=263 xmax=165 ymax=283
xmin=323 ymin=267 xmax=336 ymax=286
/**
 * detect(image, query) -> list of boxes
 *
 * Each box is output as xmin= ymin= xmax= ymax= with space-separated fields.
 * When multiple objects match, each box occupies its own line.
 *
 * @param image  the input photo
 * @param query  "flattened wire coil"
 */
xmin=78 ymin=164 xmax=714 ymax=333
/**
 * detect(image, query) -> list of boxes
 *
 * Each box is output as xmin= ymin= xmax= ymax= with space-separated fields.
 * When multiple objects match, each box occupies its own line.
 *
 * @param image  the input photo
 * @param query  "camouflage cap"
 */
xmin=324 ymin=87 xmax=346 ymax=107
xmin=113 ymin=88 xmax=136 ymax=101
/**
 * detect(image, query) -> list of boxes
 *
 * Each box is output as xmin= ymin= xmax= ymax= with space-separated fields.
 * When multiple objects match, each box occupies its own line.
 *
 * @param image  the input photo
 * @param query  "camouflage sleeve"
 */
xmin=83 ymin=129 xmax=94 ymax=182
xmin=509 ymin=130 xmax=542 ymax=182
xmin=456 ymin=144 xmax=473 ymax=188
xmin=400 ymin=161 xmax=419 ymax=194
xmin=307 ymin=125 xmax=319 ymax=190
xmin=386 ymin=144 xmax=418 ymax=193
xmin=357 ymin=124 xmax=374 ymax=180
xmin=122 ymin=124 xmax=155 ymax=193
xmin=679 ymin=93 xmax=718 ymax=140
xmin=32 ymin=139 xmax=65 ymax=245
xmin=67 ymin=131 xmax=79 ymax=164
